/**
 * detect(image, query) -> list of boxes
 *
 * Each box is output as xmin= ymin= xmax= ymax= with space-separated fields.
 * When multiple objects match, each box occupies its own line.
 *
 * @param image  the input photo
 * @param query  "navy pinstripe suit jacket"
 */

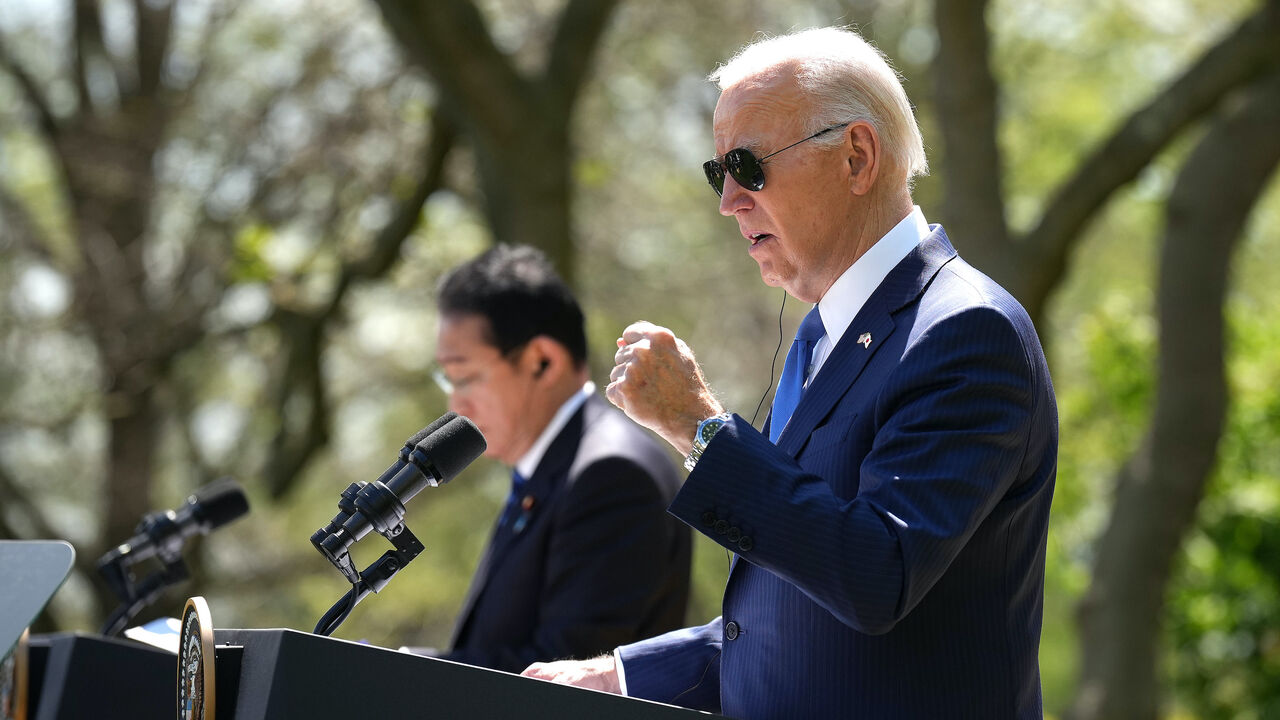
xmin=618 ymin=228 xmax=1057 ymax=719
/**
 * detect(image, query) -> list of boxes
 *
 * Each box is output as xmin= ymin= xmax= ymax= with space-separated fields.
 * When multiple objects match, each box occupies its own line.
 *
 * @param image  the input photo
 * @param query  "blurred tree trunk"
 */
xmin=372 ymin=0 xmax=621 ymax=285
xmin=931 ymin=2 xmax=1280 ymax=717
xmin=261 ymin=113 xmax=458 ymax=498
xmin=932 ymin=0 xmax=1011 ymax=281
xmin=0 ymin=0 xmax=458 ymax=620
xmin=0 ymin=0 xmax=207 ymax=616
xmin=1067 ymin=68 xmax=1280 ymax=720
xmin=40 ymin=1 xmax=204 ymax=555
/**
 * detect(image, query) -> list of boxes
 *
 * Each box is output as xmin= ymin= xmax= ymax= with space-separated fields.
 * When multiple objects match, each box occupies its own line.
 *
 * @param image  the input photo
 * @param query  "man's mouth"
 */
xmin=748 ymin=232 xmax=774 ymax=246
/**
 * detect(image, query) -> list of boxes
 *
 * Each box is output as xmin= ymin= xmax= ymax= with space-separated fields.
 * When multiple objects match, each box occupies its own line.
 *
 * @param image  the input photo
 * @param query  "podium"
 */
xmin=203 ymin=628 xmax=714 ymax=719
xmin=13 ymin=629 xmax=713 ymax=720
xmin=7 ymin=584 xmax=717 ymax=720
xmin=20 ymin=633 xmax=175 ymax=720
xmin=1 ymin=541 xmax=75 ymax=660
xmin=1 ymin=540 xmax=175 ymax=719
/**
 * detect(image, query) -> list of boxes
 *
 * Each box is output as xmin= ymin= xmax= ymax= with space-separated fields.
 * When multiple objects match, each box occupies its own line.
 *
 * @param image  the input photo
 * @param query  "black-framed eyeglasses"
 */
xmin=702 ymin=122 xmax=852 ymax=197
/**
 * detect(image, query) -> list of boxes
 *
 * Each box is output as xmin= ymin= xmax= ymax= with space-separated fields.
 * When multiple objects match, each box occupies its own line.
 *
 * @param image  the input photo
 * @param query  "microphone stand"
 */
xmin=313 ymin=523 xmax=425 ymax=637
xmin=99 ymin=556 xmax=191 ymax=637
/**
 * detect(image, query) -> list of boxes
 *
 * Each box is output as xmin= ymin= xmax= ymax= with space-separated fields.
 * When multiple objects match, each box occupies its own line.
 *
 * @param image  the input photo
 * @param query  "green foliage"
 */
xmin=3 ymin=2 xmax=1280 ymax=717
xmin=232 ymin=225 xmax=276 ymax=283
xmin=1165 ymin=304 xmax=1280 ymax=720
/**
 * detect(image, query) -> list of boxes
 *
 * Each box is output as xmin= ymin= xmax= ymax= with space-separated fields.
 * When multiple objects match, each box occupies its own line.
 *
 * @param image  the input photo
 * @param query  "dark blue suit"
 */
xmin=446 ymin=395 xmax=691 ymax=673
xmin=618 ymin=228 xmax=1057 ymax=719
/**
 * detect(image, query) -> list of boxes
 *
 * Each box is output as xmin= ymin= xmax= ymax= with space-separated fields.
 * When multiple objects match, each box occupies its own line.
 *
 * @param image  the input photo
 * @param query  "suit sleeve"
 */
xmin=674 ymin=304 xmax=1041 ymax=635
xmin=449 ymin=456 xmax=683 ymax=671
xmin=615 ymin=617 xmax=723 ymax=712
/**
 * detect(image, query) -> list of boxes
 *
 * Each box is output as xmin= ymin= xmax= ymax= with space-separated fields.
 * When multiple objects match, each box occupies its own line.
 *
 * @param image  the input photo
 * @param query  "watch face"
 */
xmin=700 ymin=417 xmax=727 ymax=444
xmin=699 ymin=423 xmax=716 ymax=443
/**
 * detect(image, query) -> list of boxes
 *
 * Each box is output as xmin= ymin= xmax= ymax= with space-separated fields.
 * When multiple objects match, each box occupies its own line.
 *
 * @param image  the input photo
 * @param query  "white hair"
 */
xmin=710 ymin=27 xmax=928 ymax=183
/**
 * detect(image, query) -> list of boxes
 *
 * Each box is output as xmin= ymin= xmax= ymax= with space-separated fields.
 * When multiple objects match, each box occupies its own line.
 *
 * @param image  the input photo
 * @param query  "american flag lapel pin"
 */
xmin=857 ymin=332 xmax=872 ymax=349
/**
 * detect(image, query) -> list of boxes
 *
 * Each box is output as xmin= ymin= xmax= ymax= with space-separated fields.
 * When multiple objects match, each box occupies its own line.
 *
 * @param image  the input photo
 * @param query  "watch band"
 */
xmin=684 ymin=412 xmax=733 ymax=472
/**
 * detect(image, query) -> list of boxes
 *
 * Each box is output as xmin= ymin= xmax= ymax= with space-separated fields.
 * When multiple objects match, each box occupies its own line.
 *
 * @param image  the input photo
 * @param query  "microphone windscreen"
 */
xmin=418 ymin=415 xmax=487 ymax=483
xmin=406 ymin=412 xmax=458 ymax=447
xmin=190 ymin=478 xmax=251 ymax=529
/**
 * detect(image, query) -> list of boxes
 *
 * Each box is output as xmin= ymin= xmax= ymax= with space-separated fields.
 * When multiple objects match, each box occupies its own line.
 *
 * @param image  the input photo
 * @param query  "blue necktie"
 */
xmin=770 ymin=307 xmax=826 ymax=443
xmin=500 ymin=470 xmax=527 ymax=530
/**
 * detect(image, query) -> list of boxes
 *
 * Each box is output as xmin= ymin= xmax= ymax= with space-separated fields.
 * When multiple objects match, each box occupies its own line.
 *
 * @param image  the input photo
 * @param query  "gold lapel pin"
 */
xmin=858 ymin=332 xmax=872 ymax=349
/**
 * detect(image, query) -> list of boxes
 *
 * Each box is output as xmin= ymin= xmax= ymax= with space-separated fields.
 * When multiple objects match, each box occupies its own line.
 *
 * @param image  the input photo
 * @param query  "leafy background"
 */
xmin=2 ymin=1 xmax=1278 ymax=718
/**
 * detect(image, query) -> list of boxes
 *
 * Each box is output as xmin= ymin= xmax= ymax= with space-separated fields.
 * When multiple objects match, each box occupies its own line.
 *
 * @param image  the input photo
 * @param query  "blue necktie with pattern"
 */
xmin=769 ymin=307 xmax=826 ymax=444
xmin=500 ymin=469 xmax=527 ymax=530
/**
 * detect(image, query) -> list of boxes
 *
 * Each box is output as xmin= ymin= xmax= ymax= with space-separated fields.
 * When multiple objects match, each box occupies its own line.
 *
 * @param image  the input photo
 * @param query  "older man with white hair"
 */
xmin=524 ymin=26 xmax=1056 ymax=719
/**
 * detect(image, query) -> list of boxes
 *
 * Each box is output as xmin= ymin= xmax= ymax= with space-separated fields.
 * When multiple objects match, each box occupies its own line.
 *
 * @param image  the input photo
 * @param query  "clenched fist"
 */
xmin=606 ymin=321 xmax=723 ymax=456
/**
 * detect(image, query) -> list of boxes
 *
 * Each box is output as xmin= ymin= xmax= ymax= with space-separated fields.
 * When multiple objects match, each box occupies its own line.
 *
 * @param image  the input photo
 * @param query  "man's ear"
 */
xmin=844 ymin=121 xmax=881 ymax=196
xmin=524 ymin=335 xmax=561 ymax=380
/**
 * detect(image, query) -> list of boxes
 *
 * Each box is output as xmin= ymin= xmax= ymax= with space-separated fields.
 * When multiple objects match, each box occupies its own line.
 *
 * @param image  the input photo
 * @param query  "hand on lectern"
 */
xmin=521 ymin=654 xmax=620 ymax=695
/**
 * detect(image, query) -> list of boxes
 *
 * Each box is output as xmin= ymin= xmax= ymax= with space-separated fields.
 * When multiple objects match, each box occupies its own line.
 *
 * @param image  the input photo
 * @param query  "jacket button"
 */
xmin=737 ymin=536 xmax=753 ymax=551
xmin=724 ymin=621 xmax=739 ymax=641
xmin=702 ymin=511 xmax=717 ymax=527
xmin=714 ymin=520 xmax=729 ymax=535
xmin=727 ymin=527 xmax=741 ymax=542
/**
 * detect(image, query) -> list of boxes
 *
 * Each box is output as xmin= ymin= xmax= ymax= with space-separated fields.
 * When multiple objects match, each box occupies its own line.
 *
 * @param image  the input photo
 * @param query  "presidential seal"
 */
xmin=178 ymin=597 xmax=216 ymax=720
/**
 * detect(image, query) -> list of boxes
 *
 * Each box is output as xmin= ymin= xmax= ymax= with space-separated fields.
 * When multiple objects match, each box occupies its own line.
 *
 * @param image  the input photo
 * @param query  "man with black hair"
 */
xmin=430 ymin=244 xmax=691 ymax=673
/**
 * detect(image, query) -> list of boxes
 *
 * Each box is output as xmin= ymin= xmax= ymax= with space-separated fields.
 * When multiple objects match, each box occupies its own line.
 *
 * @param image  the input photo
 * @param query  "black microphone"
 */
xmin=310 ymin=412 xmax=459 ymax=549
xmin=377 ymin=411 xmax=460 ymax=485
xmin=99 ymin=478 xmax=250 ymax=569
xmin=315 ymin=415 xmax=486 ymax=575
xmin=97 ymin=478 xmax=250 ymax=630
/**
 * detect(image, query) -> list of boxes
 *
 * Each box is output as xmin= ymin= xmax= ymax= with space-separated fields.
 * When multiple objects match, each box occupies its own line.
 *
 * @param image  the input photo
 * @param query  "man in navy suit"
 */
xmin=522 ymin=27 xmax=1057 ymax=718
xmin=430 ymin=244 xmax=690 ymax=673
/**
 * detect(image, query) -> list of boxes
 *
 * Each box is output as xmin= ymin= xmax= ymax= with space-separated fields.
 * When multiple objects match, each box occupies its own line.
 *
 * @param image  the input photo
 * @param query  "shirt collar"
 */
xmin=815 ymin=206 xmax=930 ymax=346
xmin=514 ymin=381 xmax=594 ymax=479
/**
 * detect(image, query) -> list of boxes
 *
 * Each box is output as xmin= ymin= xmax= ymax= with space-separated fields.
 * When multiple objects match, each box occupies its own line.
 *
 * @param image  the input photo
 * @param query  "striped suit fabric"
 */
xmin=618 ymin=227 xmax=1057 ymax=719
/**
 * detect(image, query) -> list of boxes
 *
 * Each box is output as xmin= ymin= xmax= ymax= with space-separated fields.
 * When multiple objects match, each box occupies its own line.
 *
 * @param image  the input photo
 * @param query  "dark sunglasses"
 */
xmin=702 ymin=122 xmax=852 ymax=197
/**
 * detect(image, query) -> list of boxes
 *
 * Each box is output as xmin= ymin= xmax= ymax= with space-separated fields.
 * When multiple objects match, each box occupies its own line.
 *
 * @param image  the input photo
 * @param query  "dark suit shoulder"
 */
xmin=568 ymin=395 xmax=682 ymax=500
xmin=927 ymin=255 xmax=1038 ymax=330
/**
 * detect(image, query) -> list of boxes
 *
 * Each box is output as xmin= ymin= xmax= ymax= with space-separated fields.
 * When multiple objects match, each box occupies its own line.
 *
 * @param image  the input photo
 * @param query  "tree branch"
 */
xmin=1019 ymin=0 xmax=1280 ymax=319
xmin=133 ymin=0 xmax=175 ymax=98
xmin=372 ymin=0 xmax=527 ymax=142
xmin=161 ymin=0 xmax=243 ymax=110
xmin=1068 ymin=67 xmax=1280 ymax=720
xmin=72 ymin=0 xmax=106 ymax=114
xmin=0 ymin=187 xmax=55 ymax=263
xmin=262 ymin=114 xmax=457 ymax=498
xmin=0 ymin=34 xmax=60 ymax=142
xmin=0 ymin=463 xmax=61 ymax=541
xmin=543 ymin=0 xmax=620 ymax=113
xmin=336 ymin=112 xmax=458 ymax=296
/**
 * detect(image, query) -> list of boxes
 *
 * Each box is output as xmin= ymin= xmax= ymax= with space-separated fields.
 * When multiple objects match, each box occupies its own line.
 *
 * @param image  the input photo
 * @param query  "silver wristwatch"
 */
xmin=684 ymin=412 xmax=733 ymax=472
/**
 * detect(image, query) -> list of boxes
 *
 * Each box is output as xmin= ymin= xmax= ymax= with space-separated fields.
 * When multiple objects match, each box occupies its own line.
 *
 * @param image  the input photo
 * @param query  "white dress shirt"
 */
xmin=514 ymin=382 xmax=595 ymax=479
xmin=806 ymin=206 xmax=931 ymax=386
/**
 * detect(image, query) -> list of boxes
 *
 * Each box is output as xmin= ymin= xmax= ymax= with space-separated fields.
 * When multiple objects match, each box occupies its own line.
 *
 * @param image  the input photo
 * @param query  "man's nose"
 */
xmin=447 ymin=395 xmax=468 ymax=416
xmin=719 ymin=175 xmax=752 ymax=216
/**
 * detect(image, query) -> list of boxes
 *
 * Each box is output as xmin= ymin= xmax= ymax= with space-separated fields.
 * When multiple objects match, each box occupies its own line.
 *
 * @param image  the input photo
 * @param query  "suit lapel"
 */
xmin=775 ymin=228 xmax=958 ymax=456
xmin=450 ymin=399 xmax=588 ymax=647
